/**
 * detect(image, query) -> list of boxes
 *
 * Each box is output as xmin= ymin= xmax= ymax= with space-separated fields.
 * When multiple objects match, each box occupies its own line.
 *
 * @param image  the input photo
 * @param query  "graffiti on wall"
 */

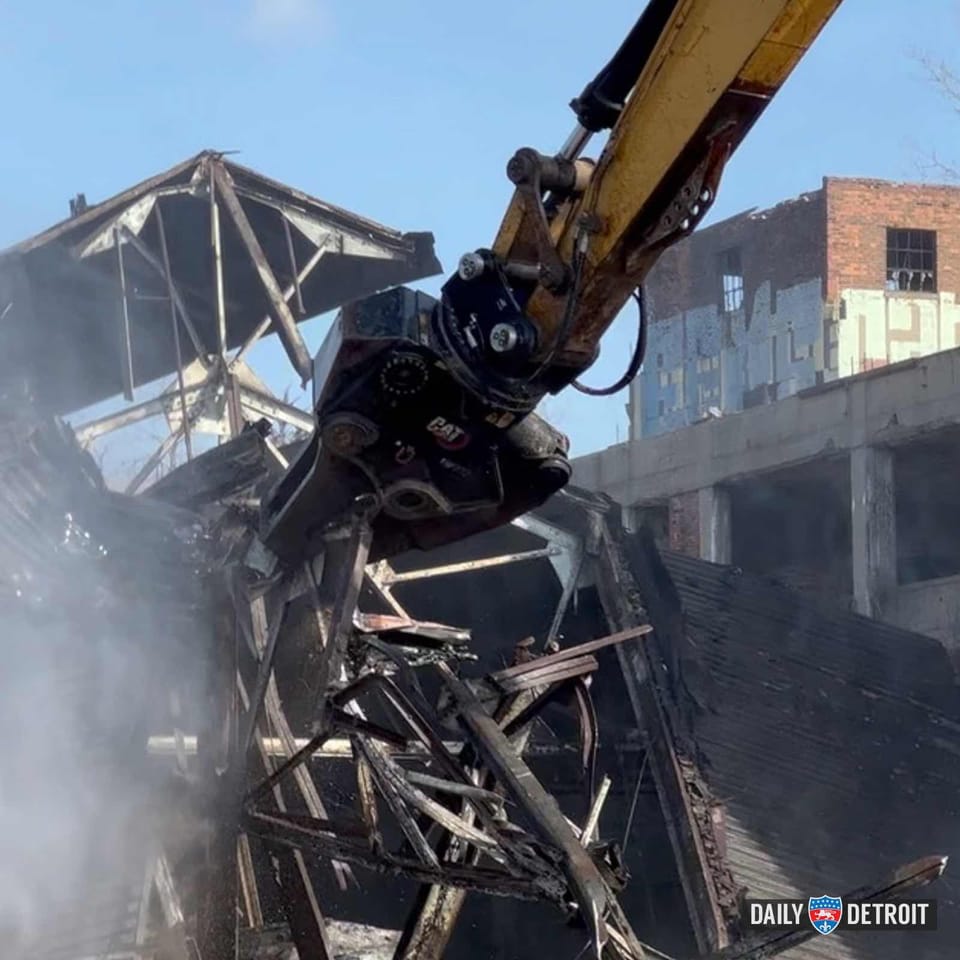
xmin=633 ymin=283 xmax=960 ymax=439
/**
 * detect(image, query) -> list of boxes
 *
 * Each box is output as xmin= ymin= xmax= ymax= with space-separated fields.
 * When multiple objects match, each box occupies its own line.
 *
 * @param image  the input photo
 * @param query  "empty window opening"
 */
xmin=719 ymin=248 xmax=744 ymax=312
xmin=886 ymin=228 xmax=936 ymax=293
xmin=730 ymin=460 xmax=852 ymax=601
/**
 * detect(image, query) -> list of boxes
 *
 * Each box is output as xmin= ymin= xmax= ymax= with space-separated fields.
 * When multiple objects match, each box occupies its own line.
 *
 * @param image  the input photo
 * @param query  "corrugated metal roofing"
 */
xmin=654 ymin=547 xmax=960 ymax=960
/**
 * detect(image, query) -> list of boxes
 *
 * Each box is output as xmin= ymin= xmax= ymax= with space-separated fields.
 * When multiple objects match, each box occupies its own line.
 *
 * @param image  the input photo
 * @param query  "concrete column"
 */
xmin=851 ymin=445 xmax=897 ymax=618
xmin=698 ymin=485 xmax=732 ymax=565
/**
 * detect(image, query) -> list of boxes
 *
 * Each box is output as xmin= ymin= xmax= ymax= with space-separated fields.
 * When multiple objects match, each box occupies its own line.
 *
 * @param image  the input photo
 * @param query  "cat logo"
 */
xmin=426 ymin=416 xmax=469 ymax=450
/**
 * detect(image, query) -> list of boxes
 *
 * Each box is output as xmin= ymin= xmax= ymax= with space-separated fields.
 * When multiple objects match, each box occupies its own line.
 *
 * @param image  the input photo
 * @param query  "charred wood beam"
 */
xmin=495 ymin=654 xmax=598 ymax=693
xmin=404 ymin=770 xmax=505 ymax=808
xmin=356 ymin=736 xmax=508 ymax=865
xmin=593 ymin=516 xmax=728 ymax=954
xmin=246 ymin=704 xmax=334 ymax=960
xmin=238 ymin=576 xmax=293 ymax=757
xmin=394 ymin=661 xmax=584 ymax=959
xmin=488 ymin=624 xmax=651 ymax=688
xmin=308 ymin=516 xmax=374 ymax=713
xmin=394 ymin=880 xmax=474 ymax=960
xmin=330 ymin=707 xmax=409 ymax=748
xmin=276 ymin=848 xmax=335 ymax=960
xmin=244 ymin=810 xmax=564 ymax=901
xmin=245 ymin=726 xmax=333 ymax=806
xmin=212 ymin=162 xmax=312 ymax=383
xmin=239 ymin=593 xmax=355 ymax=890
xmin=335 ymin=673 xmax=505 ymax=836
xmin=237 ymin=834 xmax=263 ymax=929
xmin=435 ymin=661 xmax=611 ymax=959
xmin=195 ymin=574 xmax=242 ymax=960
xmin=355 ymin=752 xmax=384 ymax=853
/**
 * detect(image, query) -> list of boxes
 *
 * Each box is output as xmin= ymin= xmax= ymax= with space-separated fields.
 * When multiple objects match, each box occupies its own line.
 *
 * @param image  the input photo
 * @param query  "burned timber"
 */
xmin=0 ymin=155 xmax=954 ymax=960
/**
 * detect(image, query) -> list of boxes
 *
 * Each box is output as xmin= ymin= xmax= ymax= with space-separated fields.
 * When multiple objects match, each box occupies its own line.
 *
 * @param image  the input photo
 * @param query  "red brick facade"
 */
xmin=668 ymin=491 xmax=700 ymax=556
xmin=824 ymin=177 xmax=960 ymax=301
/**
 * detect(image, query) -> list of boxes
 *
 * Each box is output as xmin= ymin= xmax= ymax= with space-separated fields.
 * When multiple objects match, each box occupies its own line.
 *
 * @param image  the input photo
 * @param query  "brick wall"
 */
xmin=668 ymin=491 xmax=700 ymax=556
xmin=825 ymin=178 xmax=960 ymax=300
xmin=647 ymin=188 xmax=826 ymax=319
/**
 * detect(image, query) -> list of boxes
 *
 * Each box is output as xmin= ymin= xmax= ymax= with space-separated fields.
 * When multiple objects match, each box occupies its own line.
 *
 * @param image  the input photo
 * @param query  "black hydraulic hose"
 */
xmin=572 ymin=287 xmax=647 ymax=397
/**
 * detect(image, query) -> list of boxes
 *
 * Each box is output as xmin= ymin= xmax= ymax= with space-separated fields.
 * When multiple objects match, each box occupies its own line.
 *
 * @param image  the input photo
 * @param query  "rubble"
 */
xmin=0 ymin=156 xmax=953 ymax=960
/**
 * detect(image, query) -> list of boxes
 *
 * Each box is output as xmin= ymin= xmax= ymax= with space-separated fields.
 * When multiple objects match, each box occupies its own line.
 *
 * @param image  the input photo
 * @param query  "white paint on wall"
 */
xmin=838 ymin=290 xmax=960 ymax=377
xmin=635 ymin=282 xmax=960 ymax=439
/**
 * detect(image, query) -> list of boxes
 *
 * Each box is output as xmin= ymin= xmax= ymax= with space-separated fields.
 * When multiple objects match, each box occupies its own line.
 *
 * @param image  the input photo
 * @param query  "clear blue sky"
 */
xmin=1 ymin=0 xmax=957 ymax=462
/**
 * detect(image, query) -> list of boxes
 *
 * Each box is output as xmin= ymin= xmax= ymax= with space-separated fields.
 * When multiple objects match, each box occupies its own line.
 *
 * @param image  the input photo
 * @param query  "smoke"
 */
xmin=0 ymin=433 xmax=212 ymax=956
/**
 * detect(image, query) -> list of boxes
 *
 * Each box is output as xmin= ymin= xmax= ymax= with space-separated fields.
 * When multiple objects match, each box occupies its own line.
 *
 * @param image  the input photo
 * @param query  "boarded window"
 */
xmin=886 ymin=228 xmax=936 ymax=293
xmin=718 ymin=248 xmax=744 ymax=312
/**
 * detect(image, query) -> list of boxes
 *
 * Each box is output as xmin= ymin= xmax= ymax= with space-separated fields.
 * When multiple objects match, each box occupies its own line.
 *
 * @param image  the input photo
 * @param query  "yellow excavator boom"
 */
xmin=491 ymin=0 xmax=844 ymax=372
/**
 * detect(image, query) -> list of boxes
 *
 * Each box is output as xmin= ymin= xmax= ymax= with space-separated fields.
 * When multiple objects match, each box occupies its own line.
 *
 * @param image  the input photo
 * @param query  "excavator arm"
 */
xmin=261 ymin=0 xmax=846 ymax=564
xmin=444 ymin=0 xmax=844 ymax=400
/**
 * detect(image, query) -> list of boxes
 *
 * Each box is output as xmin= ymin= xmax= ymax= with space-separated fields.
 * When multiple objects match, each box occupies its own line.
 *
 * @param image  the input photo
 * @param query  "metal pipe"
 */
xmin=558 ymin=123 xmax=594 ymax=162
xmin=382 ymin=546 xmax=562 ymax=584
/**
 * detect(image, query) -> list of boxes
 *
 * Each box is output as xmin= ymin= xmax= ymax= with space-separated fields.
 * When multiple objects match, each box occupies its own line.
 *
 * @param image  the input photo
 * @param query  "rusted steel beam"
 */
xmin=212 ymin=162 xmax=312 ymax=383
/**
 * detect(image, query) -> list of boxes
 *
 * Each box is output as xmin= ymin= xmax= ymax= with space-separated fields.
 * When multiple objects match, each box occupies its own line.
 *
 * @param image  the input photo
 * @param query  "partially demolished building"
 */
xmin=0 ymin=156 xmax=955 ymax=960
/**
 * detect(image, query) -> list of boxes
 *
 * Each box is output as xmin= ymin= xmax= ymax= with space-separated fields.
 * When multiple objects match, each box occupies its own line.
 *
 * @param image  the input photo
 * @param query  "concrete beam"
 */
xmin=698 ymin=486 xmax=731 ymax=565
xmin=851 ymin=446 xmax=897 ymax=618
xmin=573 ymin=347 xmax=960 ymax=505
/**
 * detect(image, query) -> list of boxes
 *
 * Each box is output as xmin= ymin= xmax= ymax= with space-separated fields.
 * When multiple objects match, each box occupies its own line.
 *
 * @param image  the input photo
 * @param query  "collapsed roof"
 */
xmin=0 ymin=150 xmax=441 ymax=415
xmin=2 ymin=413 xmax=954 ymax=959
